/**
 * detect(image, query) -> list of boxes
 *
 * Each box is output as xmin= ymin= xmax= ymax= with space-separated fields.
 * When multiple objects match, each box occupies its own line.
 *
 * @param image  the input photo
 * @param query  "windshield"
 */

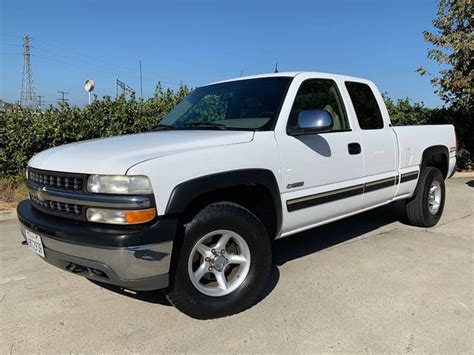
xmin=159 ymin=77 xmax=292 ymax=131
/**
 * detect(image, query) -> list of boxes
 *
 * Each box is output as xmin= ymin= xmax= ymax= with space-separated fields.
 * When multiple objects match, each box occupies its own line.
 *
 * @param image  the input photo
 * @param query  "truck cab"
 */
xmin=18 ymin=72 xmax=456 ymax=319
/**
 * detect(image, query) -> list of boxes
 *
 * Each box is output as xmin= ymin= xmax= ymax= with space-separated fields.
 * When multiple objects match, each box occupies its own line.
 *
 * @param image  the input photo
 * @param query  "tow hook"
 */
xmin=66 ymin=263 xmax=86 ymax=274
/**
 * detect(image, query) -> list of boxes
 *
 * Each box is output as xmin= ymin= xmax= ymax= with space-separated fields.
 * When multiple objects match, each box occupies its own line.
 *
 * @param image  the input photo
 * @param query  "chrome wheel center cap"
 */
xmin=211 ymin=255 xmax=228 ymax=272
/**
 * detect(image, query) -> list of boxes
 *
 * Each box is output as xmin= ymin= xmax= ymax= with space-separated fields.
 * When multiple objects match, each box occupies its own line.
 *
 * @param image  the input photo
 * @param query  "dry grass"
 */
xmin=0 ymin=179 xmax=28 ymax=211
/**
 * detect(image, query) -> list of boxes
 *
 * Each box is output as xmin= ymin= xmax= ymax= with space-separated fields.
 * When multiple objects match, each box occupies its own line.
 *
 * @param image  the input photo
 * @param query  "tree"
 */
xmin=417 ymin=0 xmax=473 ymax=110
xmin=417 ymin=0 xmax=473 ymax=167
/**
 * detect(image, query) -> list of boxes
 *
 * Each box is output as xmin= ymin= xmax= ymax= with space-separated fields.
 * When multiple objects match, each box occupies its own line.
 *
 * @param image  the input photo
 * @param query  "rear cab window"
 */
xmin=345 ymin=81 xmax=384 ymax=130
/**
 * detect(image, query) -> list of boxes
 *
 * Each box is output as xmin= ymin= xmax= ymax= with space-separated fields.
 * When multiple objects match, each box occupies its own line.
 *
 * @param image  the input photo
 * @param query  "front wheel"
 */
xmin=405 ymin=167 xmax=446 ymax=227
xmin=165 ymin=202 xmax=272 ymax=319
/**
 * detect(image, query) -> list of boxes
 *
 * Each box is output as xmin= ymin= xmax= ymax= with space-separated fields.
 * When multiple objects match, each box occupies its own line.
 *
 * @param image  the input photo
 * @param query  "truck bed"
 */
xmin=393 ymin=124 xmax=456 ymax=173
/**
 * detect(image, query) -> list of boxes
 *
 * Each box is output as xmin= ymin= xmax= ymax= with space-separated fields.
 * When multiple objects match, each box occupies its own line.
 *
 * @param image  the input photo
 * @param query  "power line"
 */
xmin=4 ymin=34 xmax=199 ymax=87
xmin=31 ymin=45 xmax=140 ymax=77
xmin=3 ymin=33 xmax=198 ymax=103
xmin=34 ymin=53 xmax=133 ymax=78
xmin=33 ymin=51 xmax=189 ymax=87
xmin=0 ymin=33 xmax=23 ymax=39
xmin=31 ymin=38 xmax=198 ymax=86
xmin=0 ymin=43 xmax=23 ymax=47
xmin=33 ymin=52 xmax=189 ymax=87
xmin=33 ymin=37 xmax=138 ymax=73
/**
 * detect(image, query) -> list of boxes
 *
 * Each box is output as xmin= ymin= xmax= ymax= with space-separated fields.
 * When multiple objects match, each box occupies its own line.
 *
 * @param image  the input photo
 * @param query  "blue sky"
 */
xmin=1 ymin=0 xmax=442 ymax=107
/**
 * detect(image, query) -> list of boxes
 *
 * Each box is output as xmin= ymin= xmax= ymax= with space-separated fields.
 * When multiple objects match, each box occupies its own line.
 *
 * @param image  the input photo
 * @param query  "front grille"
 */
xmin=28 ymin=168 xmax=86 ymax=191
xmin=30 ymin=194 xmax=85 ymax=220
xmin=28 ymin=168 xmax=88 ymax=220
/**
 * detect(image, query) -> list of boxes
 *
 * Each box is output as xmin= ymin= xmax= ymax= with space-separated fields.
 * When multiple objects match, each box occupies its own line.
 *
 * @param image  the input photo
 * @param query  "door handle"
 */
xmin=348 ymin=143 xmax=361 ymax=155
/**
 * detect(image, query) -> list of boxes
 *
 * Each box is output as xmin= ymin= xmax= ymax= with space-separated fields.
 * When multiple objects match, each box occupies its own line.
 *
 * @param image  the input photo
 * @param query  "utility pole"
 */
xmin=115 ymin=79 xmax=134 ymax=97
xmin=139 ymin=60 xmax=143 ymax=99
xmin=57 ymin=91 xmax=69 ymax=104
xmin=20 ymin=35 xmax=37 ymax=107
xmin=37 ymin=95 xmax=44 ymax=109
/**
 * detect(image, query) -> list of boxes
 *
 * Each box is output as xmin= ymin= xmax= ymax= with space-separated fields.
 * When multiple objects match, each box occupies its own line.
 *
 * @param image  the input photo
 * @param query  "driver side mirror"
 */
xmin=288 ymin=109 xmax=334 ymax=136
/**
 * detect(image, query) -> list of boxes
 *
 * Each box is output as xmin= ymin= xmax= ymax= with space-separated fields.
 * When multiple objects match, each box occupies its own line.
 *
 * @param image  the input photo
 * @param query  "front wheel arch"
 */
xmin=165 ymin=169 xmax=282 ymax=238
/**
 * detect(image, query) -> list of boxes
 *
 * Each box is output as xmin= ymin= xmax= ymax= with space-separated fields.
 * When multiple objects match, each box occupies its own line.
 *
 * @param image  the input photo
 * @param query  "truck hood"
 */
xmin=29 ymin=130 xmax=254 ymax=175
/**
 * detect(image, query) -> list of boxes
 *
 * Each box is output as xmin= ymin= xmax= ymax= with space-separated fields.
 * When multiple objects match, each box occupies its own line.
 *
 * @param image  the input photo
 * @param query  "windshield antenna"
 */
xmin=274 ymin=62 xmax=279 ymax=73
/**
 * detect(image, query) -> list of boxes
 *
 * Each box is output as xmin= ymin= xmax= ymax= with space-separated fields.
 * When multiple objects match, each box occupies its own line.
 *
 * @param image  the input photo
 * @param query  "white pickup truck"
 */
xmin=18 ymin=72 xmax=456 ymax=319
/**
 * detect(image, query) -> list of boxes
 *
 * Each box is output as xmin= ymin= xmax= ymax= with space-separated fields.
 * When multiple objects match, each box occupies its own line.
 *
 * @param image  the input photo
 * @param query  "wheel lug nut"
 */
xmin=208 ymin=266 xmax=213 ymax=271
xmin=211 ymin=249 xmax=216 ymax=254
xmin=205 ymin=257 xmax=211 ymax=262
xmin=221 ymin=249 xmax=225 ymax=255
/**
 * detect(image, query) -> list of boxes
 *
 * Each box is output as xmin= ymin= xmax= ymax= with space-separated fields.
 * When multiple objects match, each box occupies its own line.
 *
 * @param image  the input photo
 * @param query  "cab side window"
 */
xmin=345 ymin=81 xmax=384 ymax=129
xmin=288 ymin=79 xmax=349 ymax=132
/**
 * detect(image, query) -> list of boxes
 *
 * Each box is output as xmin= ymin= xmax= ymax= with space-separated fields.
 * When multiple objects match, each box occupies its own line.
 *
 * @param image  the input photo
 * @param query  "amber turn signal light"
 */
xmin=87 ymin=207 xmax=157 ymax=225
xmin=124 ymin=208 xmax=157 ymax=224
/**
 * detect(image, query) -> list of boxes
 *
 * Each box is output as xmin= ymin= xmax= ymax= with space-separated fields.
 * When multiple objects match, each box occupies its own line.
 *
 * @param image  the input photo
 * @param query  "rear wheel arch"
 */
xmin=420 ymin=145 xmax=449 ymax=179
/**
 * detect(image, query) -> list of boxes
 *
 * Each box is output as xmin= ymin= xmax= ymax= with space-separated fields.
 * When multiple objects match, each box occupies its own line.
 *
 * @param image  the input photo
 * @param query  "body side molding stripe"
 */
xmin=286 ymin=171 xmax=419 ymax=212
xmin=364 ymin=176 xmax=397 ymax=193
xmin=287 ymin=184 xmax=364 ymax=212
xmin=400 ymin=171 xmax=419 ymax=183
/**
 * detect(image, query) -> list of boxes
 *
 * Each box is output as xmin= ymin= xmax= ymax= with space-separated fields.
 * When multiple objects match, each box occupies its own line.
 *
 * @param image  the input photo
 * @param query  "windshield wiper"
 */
xmin=185 ymin=121 xmax=226 ymax=130
xmin=150 ymin=123 xmax=176 ymax=131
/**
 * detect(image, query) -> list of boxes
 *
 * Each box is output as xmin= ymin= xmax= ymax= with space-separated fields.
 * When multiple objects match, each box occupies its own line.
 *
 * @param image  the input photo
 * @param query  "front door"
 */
xmin=275 ymin=76 xmax=364 ymax=236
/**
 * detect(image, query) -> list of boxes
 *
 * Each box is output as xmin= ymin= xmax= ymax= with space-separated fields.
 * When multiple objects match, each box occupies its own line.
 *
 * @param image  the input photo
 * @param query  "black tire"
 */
xmin=164 ymin=202 xmax=272 ymax=319
xmin=406 ymin=167 xmax=445 ymax=227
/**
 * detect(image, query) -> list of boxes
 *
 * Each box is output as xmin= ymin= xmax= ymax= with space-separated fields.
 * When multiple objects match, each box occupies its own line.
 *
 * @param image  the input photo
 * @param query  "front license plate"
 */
xmin=25 ymin=229 xmax=45 ymax=258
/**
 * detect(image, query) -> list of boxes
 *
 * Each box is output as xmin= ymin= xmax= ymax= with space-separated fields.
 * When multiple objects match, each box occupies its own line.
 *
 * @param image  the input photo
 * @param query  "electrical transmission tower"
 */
xmin=20 ymin=35 xmax=37 ymax=108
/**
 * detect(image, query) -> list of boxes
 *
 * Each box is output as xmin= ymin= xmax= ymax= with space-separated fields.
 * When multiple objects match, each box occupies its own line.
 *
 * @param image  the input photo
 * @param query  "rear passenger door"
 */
xmin=345 ymin=81 xmax=398 ymax=207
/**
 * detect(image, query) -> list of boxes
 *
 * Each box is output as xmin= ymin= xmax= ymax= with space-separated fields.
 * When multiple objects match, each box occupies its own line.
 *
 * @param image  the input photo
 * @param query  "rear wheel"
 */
xmin=405 ymin=167 xmax=445 ymax=227
xmin=165 ymin=202 xmax=272 ymax=319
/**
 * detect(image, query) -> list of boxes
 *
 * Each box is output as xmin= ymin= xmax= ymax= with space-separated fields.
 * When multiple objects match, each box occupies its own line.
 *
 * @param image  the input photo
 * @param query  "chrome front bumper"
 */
xmin=20 ymin=222 xmax=172 ymax=278
xmin=17 ymin=200 xmax=178 ymax=291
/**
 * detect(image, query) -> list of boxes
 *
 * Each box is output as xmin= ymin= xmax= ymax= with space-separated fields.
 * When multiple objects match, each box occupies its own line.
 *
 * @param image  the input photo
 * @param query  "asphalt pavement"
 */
xmin=1 ymin=178 xmax=472 ymax=353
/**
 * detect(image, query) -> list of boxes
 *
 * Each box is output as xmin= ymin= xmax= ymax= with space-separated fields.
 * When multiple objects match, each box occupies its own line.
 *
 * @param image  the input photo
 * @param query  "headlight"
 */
xmin=86 ymin=207 xmax=156 ymax=224
xmin=87 ymin=175 xmax=153 ymax=194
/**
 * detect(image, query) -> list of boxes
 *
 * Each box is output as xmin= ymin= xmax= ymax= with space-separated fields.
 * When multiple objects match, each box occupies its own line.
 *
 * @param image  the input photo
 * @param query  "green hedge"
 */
xmin=1 ymin=87 xmax=471 ymax=180
xmin=0 ymin=85 xmax=190 ymax=179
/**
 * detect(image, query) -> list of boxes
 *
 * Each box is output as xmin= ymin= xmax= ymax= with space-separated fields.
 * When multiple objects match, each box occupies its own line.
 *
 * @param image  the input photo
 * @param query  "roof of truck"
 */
xmin=207 ymin=71 xmax=372 ymax=86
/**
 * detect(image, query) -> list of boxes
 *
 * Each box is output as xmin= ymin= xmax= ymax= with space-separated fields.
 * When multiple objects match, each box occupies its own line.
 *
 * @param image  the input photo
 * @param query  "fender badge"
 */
xmin=287 ymin=182 xmax=304 ymax=189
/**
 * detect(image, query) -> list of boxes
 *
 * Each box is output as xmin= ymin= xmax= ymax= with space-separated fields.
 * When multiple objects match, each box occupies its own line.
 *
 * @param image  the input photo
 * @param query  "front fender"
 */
xmin=165 ymin=169 xmax=282 ymax=234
